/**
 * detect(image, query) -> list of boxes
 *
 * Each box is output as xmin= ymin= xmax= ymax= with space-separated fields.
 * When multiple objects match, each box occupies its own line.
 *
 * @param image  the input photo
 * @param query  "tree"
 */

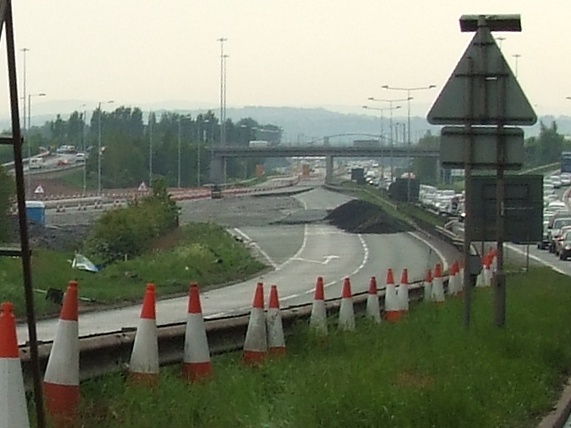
xmin=412 ymin=131 xmax=439 ymax=183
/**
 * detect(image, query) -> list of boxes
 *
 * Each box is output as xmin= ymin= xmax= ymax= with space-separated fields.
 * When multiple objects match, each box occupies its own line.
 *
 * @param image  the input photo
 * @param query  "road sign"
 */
xmin=440 ymin=126 xmax=524 ymax=169
xmin=137 ymin=182 xmax=147 ymax=191
xmin=33 ymin=184 xmax=44 ymax=195
xmin=468 ymin=175 xmax=542 ymax=242
xmin=427 ymin=25 xmax=536 ymax=125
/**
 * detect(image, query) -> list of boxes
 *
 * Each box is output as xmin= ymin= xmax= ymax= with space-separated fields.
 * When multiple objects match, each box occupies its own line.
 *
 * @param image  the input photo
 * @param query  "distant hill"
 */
xmin=1 ymin=101 xmax=568 ymax=143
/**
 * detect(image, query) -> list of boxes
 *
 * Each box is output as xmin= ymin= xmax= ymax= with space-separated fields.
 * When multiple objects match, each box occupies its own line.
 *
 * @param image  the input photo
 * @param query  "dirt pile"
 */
xmin=7 ymin=217 xmax=90 ymax=252
xmin=326 ymin=199 xmax=414 ymax=234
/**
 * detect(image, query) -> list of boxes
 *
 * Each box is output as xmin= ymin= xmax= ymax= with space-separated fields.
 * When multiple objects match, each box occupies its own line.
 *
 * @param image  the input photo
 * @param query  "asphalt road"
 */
xmin=18 ymin=183 xmax=448 ymax=343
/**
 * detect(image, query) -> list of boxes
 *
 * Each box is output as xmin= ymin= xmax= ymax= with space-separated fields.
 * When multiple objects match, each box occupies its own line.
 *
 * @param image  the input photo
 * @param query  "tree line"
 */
xmin=0 ymin=107 xmax=283 ymax=189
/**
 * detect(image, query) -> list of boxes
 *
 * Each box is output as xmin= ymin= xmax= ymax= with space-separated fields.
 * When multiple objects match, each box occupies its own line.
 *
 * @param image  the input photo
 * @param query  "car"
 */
xmin=549 ymin=217 xmax=571 ymax=253
xmin=555 ymin=225 xmax=571 ymax=255
xmin=549 ymin=175 xmax=562 ymax=189
xmin=560 ymin=231 xmax=571 ymax=260
xmin=75 ymin=152 xmax=86 ymax=163
xmin=561 ymin=173 xmax=571 ymax=186
xmin=210 ymin=185 xmax=222 ymax=199
xmin=538 ymin=220 xmax=551 ymax=250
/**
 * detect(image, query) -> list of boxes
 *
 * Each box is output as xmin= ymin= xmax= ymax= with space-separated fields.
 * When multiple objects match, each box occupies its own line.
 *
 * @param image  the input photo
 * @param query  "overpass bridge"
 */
xmin=209 ymin=144 xmax=440 ymax=183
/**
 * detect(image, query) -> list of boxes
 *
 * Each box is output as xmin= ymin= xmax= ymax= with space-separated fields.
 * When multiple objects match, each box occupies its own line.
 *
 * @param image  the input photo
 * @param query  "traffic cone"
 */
xmin=398 ymin=268 xmax=409 ymax=315
xmin=484 ymin=255 xmax=492 ymax=287
xmin=448 ymin=261 xmax=459 ymax=296
xmin=338 ymin=278 xmax=355 ymax=331
xmin=0 ymin=302 xmax=30 ymax=428
xmin=384 ymin=268 xmax=401 ymax=322
xmin=266 ymin=285 xmax=286 ymax=355
xmin=423 ymin=269 xmax=433 ymax=302
xmin=129 ymin=284 xmax=159 ymax=385
xmin=183 ymin=283 xmax=212 ymax=383
xmin=365 ymin=277 xmax=381 ymax=323
xmin=244 ymin=283 xmax=267 ymax=366
xmin=458 ymin=260 xmax=465 ymax=296
xmin=43 ymin=281 xmax=79 ymax=427
xmin=432 ymin=264 xmax=445 ymax=303
xmin=309 ymin=277 xmax=327 ymax=335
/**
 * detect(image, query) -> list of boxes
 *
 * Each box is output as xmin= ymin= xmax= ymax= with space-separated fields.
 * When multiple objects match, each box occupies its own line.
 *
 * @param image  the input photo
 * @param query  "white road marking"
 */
xmin=233 ymin=227 xmax=279 ymax=269
xmin=505 ymin=243 xmax=566 ymax=275
xmin=290 ymin=255 xmax=340 ymax=265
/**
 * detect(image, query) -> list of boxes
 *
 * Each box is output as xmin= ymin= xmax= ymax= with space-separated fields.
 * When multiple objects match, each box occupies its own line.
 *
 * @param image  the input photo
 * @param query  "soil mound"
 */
xmin=326 ymin=199 xmax=414 ymax=234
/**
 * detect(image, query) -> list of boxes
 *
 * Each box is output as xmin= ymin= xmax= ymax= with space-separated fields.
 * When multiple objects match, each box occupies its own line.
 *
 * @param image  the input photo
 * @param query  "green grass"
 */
xmin=74 ymin=267 xmax=571 ymax=427
xmin=0 ymin=223 xmax=266 ymax=318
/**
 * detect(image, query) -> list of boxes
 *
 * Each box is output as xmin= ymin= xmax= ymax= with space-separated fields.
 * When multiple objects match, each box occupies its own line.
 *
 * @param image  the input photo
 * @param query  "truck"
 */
xmin=249 ymin=140 xmax=270 ymax=148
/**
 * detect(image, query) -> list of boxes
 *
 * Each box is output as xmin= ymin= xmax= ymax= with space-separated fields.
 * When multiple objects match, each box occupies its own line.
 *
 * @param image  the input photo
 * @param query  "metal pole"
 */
xmin=97 ymin=102 xmax=102 ymax=196
xmin=389 ymin=103 xmax=394 ymax=182
xmin=27 ymin=93 xmax=31 ymax=195
xmin=496 ymin=33 xmax=508 ymax=328
xmin=149 ymin=111 xmax=153 ymax=187
xmin=7 ymin=7 xmax=47 ymax=426
xmin=83 ymin=109 xmax=87 ymax=195
xmin=178 ymin=118 xmax=181 ymax=188
xmin=407 ymin=92 xmax=411 ymax=202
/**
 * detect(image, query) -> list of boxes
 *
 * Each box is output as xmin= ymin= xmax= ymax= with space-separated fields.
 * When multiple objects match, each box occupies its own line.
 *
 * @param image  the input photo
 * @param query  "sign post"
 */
xmin=427 ymin=14 xmax=537 ymax=328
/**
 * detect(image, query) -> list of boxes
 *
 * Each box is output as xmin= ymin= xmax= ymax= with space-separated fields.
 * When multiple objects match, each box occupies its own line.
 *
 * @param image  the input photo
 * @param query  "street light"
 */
xmin=362 ymin=105 xmax=401 ymax=145
xmin=78 ymin=104 xmax=87 ymax=195
xmin=381 ymin=85 xmax=437 ymax=201
xmin=148 ymin=111 xmax=154 ymax=187
xmin=97 ymin=100 xmax=114 ymax=196
xmin=368 ymin=96 xmax=411 ymax=183
xmin=26 ymin=92 xmax=46 ymax=195
xmin=178 ymin=117 xmax=182 ymax=188
xmin=512 ymin=54 xmax=521 ymax=78
xmin=20 ymin=48 xmax=29 ymax=135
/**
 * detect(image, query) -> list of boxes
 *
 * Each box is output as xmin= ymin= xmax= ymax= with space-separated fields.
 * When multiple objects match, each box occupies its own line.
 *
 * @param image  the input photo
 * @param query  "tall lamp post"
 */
xmin=78 ymin=104 xmax=87 ymax=195
xmin=178 ymin=117 xmax=182 ymax=188
xmin=97 ymin=100 xmax=114 ymax=196
xmin=512 ymin=54 xmax=521 ymax=78
xmin=382 ymin=84 xmax=436 ymax=201
xmin=368 ymin=96 xmax=410 ymax=183
xmin=20 ymin=47 xmax=29 ymax=136
xmin=26 ymin=92 xmax=46 ymax=195
xmin=362 ymin=105 xmax=401 ymax=179
xmin=149 ymin=111 xmax=154 ymax=187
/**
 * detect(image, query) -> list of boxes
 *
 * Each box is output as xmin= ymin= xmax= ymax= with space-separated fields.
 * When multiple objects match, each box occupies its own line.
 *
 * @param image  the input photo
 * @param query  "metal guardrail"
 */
xmin=18 ymin=279 xmax=439 ymax=387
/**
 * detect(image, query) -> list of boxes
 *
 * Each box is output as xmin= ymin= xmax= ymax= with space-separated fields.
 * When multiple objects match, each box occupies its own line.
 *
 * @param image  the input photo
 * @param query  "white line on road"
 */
xmin=233 ymin=227 xmax=279 ymax=269
xmin=505 ymin=243 xmax=567 ymax=275
xmin=408 ymin=231 xmax=449 ymax=273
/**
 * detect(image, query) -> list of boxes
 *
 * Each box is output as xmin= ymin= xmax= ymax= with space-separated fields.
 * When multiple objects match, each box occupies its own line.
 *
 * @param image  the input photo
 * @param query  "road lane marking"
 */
xmin=408 ymin=231 xmax=449 ymax=272
xmin=505 ymin=243 xmax=566 ymax=275
xmin=233 ymin=228 xmax=279 ymax=269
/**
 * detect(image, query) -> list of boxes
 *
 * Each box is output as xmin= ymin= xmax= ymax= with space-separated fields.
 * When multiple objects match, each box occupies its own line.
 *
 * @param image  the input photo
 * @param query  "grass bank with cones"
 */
xmin=14 ymin=266 xmax=568 ymax=427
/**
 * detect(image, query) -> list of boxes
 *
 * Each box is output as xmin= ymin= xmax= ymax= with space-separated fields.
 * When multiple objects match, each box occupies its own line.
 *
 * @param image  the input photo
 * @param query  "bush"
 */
xmin=83 ymin=178 xmax=179 ymax=265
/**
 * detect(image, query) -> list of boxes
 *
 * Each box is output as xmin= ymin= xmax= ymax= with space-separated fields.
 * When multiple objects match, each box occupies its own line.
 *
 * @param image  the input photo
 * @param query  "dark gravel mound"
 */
xmin=326 ymin=199 xmax=414 ymax=234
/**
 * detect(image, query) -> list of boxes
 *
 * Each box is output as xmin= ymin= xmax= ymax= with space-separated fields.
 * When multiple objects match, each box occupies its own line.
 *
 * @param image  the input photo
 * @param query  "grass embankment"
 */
xmin=0 ymin=223 xmax=265 ymax=318
xmin=337 ymin=181 xmax=446 ymax=228
xmin=75 ymin=267 xmax=571 ymax=427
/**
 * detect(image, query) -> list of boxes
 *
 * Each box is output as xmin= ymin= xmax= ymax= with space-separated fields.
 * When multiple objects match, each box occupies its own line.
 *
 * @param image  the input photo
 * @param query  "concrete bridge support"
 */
xmin=209 ymin=157 xmax=225 ymax=184
xmin=325 ymin=155 xmax=334 ymax=184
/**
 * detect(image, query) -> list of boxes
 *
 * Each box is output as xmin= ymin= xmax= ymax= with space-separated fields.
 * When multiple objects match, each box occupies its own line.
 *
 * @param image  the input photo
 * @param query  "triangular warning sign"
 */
xmin=137 ymin=181 xmax=147 ymax=191
xmin=34 ymin=184 xmax=44 ymax=194
xmin=427 ymin=25 xmax=536 ymax=126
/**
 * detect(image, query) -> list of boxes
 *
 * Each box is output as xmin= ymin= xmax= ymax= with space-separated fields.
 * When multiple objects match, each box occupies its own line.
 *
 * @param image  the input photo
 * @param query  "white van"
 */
xmin=28 ymin=157 xmax=44 ymax=169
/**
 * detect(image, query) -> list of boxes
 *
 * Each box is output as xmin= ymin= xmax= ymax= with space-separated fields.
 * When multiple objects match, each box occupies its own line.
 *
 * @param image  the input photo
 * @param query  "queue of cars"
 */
xmin=539 ymin=173 xmax=571 ymax=260
xmin=419 ymin=184 xmax=464 ymax=217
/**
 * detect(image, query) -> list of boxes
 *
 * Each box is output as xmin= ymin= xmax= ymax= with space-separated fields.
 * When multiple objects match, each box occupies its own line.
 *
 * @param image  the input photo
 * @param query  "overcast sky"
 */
xmin=1 ymin=1 xmax=569 ymax=119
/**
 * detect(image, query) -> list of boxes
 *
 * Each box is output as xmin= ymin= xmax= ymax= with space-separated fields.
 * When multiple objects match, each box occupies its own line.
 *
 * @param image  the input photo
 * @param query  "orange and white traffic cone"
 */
xmin=183 ymin=283 xmax=212 ymax=383
xmin=458 ymin=260 xmax=465 ymax=295
xmin=338 ymin=278 xmax=355 ymax=331
xmin=44 ymin=281 xmax=79 ymax=427
xmin=244 ymin=282 xmax=267 ymax=365
xmin=309 ymin=277 xmax=327 ymax=335
xmin=266 ymin=285 xmax=286 ymax=356
xmin=423 ymin=268 xmax=433 ymax=302
xmin=432 ymin=263 xmax=445 ymax=303
xmin=448 ymin=261 xmax=459 ymax=296
xmin=484 ymin=255 xmax=493 ymax=287
xmin=398 ymin=268 xmax=409 ymax=315
xmin=129 ymin=284 xmax=159 ymax=385
xmin=384 ymin=268 xmax=401 ymax=322
xmin=366 ymin=276 xmax=381 ymax=323
xmin=0 ymin=302 xmax=30 ymax=428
